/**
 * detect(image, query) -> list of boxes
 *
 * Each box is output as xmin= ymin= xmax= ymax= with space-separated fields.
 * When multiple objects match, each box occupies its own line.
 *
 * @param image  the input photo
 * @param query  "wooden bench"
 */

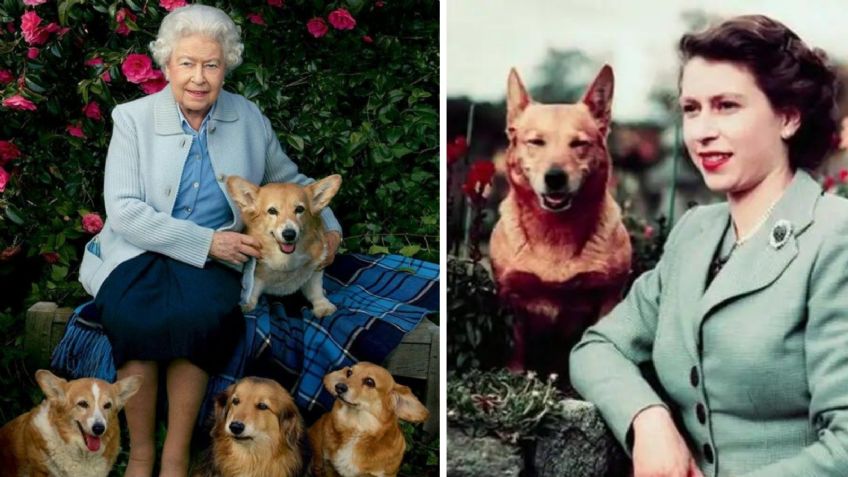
xmin=24 ymin=302 xmax=439 ymax=435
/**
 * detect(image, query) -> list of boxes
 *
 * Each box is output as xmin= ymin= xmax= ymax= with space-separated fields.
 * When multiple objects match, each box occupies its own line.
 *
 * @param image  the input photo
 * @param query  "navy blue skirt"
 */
xmin=94 ymin=252 xmax=244 ymax=372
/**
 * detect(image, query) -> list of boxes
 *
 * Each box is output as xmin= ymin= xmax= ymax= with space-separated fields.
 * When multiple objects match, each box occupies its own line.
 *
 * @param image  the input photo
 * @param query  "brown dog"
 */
xmin=308 ymin=362 xmax=429 ymax=477
xmin=0 ymin=370 xmax=141 ymax=477
xmin=194 ymin=377 xmax=304 ymax=477
xmin=227 ymin=175 xmax=342 ymax=315
xmin=489 ymin=65 xmax=632 ymax=379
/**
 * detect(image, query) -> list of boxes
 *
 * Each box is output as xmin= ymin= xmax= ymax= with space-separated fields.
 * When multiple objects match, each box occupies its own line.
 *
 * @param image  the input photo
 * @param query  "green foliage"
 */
xmin=447 ymin=368 xmax=577 ymax=444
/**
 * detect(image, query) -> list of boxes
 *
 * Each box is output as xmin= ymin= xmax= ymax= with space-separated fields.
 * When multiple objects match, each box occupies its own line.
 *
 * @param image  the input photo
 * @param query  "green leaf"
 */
xmin=51 ymin=266 xmax=69 ymax=281
xmin=287 ymin=135 xmax=305 ymax=153
xmin=4 ymin=205 xmax=24 ymax=225
xmin=398 ymin=245 xmax=421 ymax=257
xmin=25 ymin=77 xmax=47 ymax=94
xmin=368 ymin=245 xmax=389 ymax=255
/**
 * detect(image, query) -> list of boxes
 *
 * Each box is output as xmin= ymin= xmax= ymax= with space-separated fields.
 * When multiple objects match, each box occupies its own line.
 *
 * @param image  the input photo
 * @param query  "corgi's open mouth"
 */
xmin=76 ymin=421 xmax=102 ymax=452
xmin=541 ymin=192 xmax=573 ymax=211
xmin=278 ymin=241 xmax=296 ymax=254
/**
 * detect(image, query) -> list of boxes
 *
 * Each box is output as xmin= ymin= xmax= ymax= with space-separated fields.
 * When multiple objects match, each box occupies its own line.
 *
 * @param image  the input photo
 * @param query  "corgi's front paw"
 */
xmin=312 ymin=300 xmax=337 ymax=318
xmin=241 ymin=299 xmax=258 ymax=313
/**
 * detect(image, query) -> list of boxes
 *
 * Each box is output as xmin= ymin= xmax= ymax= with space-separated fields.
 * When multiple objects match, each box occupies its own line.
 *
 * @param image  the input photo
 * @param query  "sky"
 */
xmin=446 ymin=0 xmax=847 ymax=122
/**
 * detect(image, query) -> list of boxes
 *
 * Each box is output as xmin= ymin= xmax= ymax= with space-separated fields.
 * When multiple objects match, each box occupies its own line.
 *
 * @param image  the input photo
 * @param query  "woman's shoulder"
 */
xmin=813 ymin=192 xmax=848 ymax=235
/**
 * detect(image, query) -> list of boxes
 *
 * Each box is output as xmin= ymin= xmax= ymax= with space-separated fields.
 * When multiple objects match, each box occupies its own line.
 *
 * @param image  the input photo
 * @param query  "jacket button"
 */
xmin=690 ymin=367 xmax=699 ymax=387
xmin=696 ymin=403 xmax=707 ymax=424
xmin=703 ymin=443 xmax=714 ymax=464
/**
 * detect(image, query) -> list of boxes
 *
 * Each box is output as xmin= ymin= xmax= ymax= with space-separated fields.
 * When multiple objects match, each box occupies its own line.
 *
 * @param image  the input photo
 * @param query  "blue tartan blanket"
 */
xmin=51 ymin=253 xmax=438 ymax=423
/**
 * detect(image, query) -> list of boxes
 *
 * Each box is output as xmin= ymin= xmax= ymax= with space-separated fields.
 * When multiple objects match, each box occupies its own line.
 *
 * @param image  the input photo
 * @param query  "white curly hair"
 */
xmin=149 ymin=4 xmax=244 ymax=73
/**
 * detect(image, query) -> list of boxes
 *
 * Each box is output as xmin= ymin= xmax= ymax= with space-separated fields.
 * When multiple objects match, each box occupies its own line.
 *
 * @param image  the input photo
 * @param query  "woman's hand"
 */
xmin=318 ymin=231 xmax=341 ymax=270
xmin=209 ymin=231 xmax=262 ymax=265
xmin=632 ymin=406 xmax=703 ymax=477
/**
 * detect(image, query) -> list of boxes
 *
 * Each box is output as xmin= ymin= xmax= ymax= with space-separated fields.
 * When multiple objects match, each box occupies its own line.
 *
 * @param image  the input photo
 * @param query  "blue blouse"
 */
xmin=171 ymin=102 xmax=234 ymax=229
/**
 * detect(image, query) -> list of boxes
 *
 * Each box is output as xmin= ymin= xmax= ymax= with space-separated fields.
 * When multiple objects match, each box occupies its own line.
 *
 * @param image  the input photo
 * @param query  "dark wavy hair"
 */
xmin=679 ymin=15 xmax=839 ymax=170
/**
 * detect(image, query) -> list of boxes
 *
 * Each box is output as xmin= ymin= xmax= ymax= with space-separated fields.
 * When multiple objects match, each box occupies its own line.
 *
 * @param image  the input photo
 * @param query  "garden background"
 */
xmin=0 ymin=0 xmax=438 ymax=474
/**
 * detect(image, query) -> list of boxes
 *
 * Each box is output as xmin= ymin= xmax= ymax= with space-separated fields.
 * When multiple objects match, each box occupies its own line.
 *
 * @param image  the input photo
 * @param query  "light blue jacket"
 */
xmin=570 ymin=170 xmax=848 ymax=476
xmin=79 ymin=84 xmax=341 ymax=301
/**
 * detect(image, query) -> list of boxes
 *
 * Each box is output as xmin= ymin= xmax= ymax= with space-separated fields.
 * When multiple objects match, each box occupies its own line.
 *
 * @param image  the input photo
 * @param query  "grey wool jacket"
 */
xmin=79 ymin=84 xmax=341 ymax=301
xmin=570 ymin=169 xmax=848 ymax=476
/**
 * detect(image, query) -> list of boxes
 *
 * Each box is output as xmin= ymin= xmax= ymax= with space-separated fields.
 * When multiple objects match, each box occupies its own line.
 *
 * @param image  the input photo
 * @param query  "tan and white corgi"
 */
xmin=227 ymin=175 xmax=342 ymax=316
xmin=0 ymin=370 xmax=142 ymax=477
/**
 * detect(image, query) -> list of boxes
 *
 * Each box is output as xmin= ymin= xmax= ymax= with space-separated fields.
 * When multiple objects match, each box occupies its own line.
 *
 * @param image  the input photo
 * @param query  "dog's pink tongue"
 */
xmin=85 ymin=434 xmax=101 ymax=452
xmin=281 ymin=243 xmax=296 ymax=254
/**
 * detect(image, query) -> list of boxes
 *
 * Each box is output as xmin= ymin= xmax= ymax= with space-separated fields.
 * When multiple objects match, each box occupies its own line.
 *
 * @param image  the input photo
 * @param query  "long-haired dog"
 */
xmin=0 ymin=370 xmax=141 ymax=477
xmin=489 ymin=65 xmax=632 ymax=379
xmin=308 ymin=362 xmax=429 ymax=477
xmin=227 ymin=175 xmax=342 ymax=316
xmin=194 ymin=377 xmax=304 ymax=477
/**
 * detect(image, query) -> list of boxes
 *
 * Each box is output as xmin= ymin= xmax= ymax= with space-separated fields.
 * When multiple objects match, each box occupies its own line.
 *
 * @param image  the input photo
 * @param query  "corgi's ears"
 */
xmin=391 ymin=383 xmax=429 ymax=423
xmin=278 ymin=402 xmax=304 ymax=452
xmin=581 ymin=64 xmax=614 ymax=137
xmin=307 ymin=175 xmax=342 ymax=213
xmin=36 ymin=370 xmax=67 ymax=402
xmin=113 ymin=375 xmax=143 ymax=409
xmin=506 ymin=67 xmax=531 ymax=132
xmin=227 ymin=176 xmax=261 ymax=215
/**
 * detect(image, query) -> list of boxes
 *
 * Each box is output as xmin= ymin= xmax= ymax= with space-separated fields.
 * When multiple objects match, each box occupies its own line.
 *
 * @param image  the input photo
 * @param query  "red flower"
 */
xmin=0 ymin=69 xmax=12 ymax=84
xmin=362 ymin=35 xmax=373 ymax=44
xmin=446 ymin=135 xmax=468 ymax=165
xmin=247 ymin=13 xmax=266 ymax=26
xmin=82 ymin=212 xmax=104 ymax=234
xmin=101 ymin=71 xmax=112 ymax=83
xmin=24 ymin=0 xmax=48 ymax=5
xmin=116 ymin=23 xmax=130 ymax=36
xmin=306 ymin=18 xmax=328 ymax=38
xmin=840 ymin=169 xmax=848 ymax=184
xmin=159 ymin=0 xmax=188 ymax=12
xmin=268 ymin=0 xmax=284 ymax=7
xmin=122 ymin=53 xmax=157 ymax=84
xmin=27 ymin=47 xmax=39 ymax=59
xmin=376 ymin=1 xmax=385 ymax=7
xmin=463 ymin=160 xmax=495 ymax=203
xmin=0 ymin=244 xmax=21 ymax=261
xmin=328 ymin=8 xmax=356 ymax=30
xmin=824 ymin=175 xmax=835 ymax=191
xmin=139 ymin=70 xmax=167 ymax=94
xmin=0 ymin=166 xmax=9 ymax=193
xmin=66 ymin=123 xmax=85 ymax=138
xmin=115 ymin=8 xmax=137 ymax=36
xmin=41 ymin=252 xmax=60 ymax=264
xmin=3 ymin=95 xmax=37 ymax=111
xmin=85 ymin=57 xmax=104 ymax=67
xmin=83 ymin=102 xmax=102 ymax=121
xmin=21 ymin=11 xmax=49 ymax=46
xmin=643 ymin=225 xmax=655 ymax=239
xmin=0 ymin=141 xmax=21 ymax=166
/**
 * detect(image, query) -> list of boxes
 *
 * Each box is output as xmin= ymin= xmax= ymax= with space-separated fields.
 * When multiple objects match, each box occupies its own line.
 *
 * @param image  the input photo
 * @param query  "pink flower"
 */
xmin=139 ymin=70 xmax=167 ymax=94
xmin=83 ymin=102 xmax=102 ymax=121
xmin=362 ymin=35 xmax=373 ymax=43
xmin=0 ymin=167 xmax=9 ymax=193
xmin=3 ymin=95 xmax=37 ymax=111
xmin=23 ymin=0 xmax=48 ymax=5
xmin=0 ymin=70 xmax=12 ymax=84
xmin=85 ymin=57 xmax=104 ymax=67
xmin=824 ymin=175 xmax=835 ymax=191
xmin=643 ymin=225 xmax=655 ymax=239
xmin=0 ymin=141 xmax=21 ymax=166
xmin=82 ymin=213 xmax=104 ymax=234
xmin=115 ymin=23 xmax=130 ymax=36
xmin=0 ymin=244 xmax=22 ymax=261
xmin=21 ymin=11 xmax=49 ymax=46
xmin=44 ymin=22 xmax=60 ymax=33
xmin=306 ymin=17 xmax=328 ymax=38
xmin=67 ymin=123 xmax=85 ymax=138
xmin=41 ymin=252 xmax=60 ymax=264
xmin=159 ymin=0 xmax=187 ymax=12
xmin=101 ymin=71 xmax=112 ymax=83
xmin=268 ymin=0 xmax=284 ymax=7
xmin=122 ymin=53 xmax=156 ymax=84
xmin=27 ymin=47 xmax=39 ymax=59
xmin=840 ymin=169 xmax=848 ymax=184
xmin=246 ymin=13 xmax=266 ymax=26
xmin=328 ymin=8 xmax=356 ymax=30
xmin=375 ymin=1 xmax=384 ymax=7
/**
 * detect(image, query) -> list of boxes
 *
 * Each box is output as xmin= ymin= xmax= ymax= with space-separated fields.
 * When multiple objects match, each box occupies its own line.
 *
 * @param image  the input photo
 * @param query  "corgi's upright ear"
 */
xmin=35 ymin=370 xmax=67 ymax=402
xmin=113 ymin=375 xmax=143 ymax=409
xmin=307 ymin=175 xmax=342 ymax=213
xmin=391 ymin=383 xmax=429 ymax=423
xmin=581 ymin=64 xmax=615 ymax=137
xmin=506 ymin=68 xmax=531 ymax=132
xmin=227 ymin=176 xmax=261 ymax=216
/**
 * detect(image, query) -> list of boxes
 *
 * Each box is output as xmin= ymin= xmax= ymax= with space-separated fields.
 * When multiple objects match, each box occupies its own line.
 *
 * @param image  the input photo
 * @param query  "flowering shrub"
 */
xmin=0 ymin=0 xmax=438 ymax=311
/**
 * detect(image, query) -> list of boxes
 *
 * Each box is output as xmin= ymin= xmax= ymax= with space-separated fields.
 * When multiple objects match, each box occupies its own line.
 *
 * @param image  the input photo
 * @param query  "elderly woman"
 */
xmin=78 ymin=5 xmax=341 ymax=477
xmin=570 ymin=15 xmax=848 ymax=477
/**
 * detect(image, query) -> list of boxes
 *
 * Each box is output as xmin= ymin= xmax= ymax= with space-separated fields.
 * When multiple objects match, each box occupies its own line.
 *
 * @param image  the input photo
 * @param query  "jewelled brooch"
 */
xmin=770 ymin=219 xmax=792 ymax=249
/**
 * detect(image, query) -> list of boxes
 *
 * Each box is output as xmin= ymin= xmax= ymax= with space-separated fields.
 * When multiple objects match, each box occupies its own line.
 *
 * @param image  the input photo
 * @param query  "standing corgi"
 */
xmin=0 ymin=370 xmax=142 ymax=477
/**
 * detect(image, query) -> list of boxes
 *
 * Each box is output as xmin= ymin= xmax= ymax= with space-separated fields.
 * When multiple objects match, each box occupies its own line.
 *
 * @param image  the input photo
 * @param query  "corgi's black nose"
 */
xmin=92 ymin=423 xmax=105 ymax=436
xmin=229 ymin=421 xmax=245 ymax=435
xmin=282 ymin=229 xmax=297 ymax=242
xmin=544 ymin=168 xmax=568 ymax=191
xmin=335 ymin=383 xmax=348 ymax=395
